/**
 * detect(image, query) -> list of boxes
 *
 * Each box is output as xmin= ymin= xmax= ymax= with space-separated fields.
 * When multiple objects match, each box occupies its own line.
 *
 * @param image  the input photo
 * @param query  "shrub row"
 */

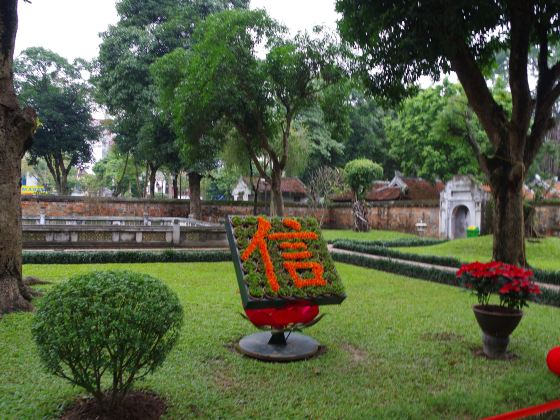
xmin=532 ymin=268 xmax=560 ymax=287
xmin=332 ymin=240 xmax=461 ymax=267
xmin=331 ymin=237 xmax=447 ymax=248
xmin=23 ymin=249 xmax=231 ymax=264
xmin=331 ymin=251 xmax=560 ymax=308
xmin=331 ymin=251 xmax=457 ymax=287
xmin=333 ymin=240 xmax=560 ymax=287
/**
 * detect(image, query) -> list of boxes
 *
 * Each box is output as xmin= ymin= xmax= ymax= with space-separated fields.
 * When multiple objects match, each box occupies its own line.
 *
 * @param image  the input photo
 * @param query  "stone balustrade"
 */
xmin=23 ymin=221 xmax=227 ymax=249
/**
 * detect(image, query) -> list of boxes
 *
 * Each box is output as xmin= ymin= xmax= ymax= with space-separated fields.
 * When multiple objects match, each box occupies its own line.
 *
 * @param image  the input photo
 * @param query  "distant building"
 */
xmin=332 ymin=172 xmax=444 ymax=202
xmin=232 ymin=176 xmax=308 ymax=204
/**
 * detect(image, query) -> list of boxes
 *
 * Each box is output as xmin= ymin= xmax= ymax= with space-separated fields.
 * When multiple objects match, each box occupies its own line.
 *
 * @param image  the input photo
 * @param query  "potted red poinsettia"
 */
xmin=456 ymin=261 xmax=541 ymax=358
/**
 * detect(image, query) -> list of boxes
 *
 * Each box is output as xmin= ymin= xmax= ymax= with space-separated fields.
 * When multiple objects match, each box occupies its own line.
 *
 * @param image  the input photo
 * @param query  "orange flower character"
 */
xmin=241 ymin=217 xmax=279 ymax=292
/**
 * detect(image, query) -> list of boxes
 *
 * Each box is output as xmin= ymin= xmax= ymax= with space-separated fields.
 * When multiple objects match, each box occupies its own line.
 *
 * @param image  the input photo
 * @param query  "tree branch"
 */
xmin=463 ymin=109 xmax=490 ymax=177
xmin=447 ymin=42 xmax=508 ymax=149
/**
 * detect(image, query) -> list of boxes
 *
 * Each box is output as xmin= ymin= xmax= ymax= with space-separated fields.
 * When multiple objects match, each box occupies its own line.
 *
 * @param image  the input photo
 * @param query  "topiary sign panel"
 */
xmin=225 ymin=215 xmax=346 ymax=309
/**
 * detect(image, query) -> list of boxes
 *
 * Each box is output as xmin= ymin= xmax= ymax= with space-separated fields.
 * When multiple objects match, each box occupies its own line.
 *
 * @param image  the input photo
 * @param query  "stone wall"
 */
xmin=22 ymin=196 xmax=442 ymax=236
xmin=22 ymin=195 xmax=189 ymax=218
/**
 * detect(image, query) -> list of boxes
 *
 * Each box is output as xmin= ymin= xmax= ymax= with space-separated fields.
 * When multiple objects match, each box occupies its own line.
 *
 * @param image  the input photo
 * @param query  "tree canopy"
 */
xmin=94 ymin=0 xmax=248 ymax=199
xmin=152 ymin=8 xmax=349 ymax=215
xmin=337 ymin=0 xmax=560 ymax=266
xmin=15 ymin=47 xmax=98 ymax=195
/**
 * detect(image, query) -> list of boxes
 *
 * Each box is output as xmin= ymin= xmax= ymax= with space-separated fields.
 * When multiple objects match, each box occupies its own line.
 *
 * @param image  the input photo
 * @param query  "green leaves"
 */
xmin=15 ymin=47 xmax=99 ymax=194
xmin=343 ymin=159 xmax=383 ymax=200
xmin=384 ymin=82 xmax=493 ymax=182
xmin=32 ymin=270 xmax=184 ymax=406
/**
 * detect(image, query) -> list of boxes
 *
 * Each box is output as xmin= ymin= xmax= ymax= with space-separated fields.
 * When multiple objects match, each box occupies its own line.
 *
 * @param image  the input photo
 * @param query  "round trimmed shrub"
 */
xmin=344 ymin=159 xmax=383 ymax=200
xmin=32 ymin=270 xmax=184 ymax=411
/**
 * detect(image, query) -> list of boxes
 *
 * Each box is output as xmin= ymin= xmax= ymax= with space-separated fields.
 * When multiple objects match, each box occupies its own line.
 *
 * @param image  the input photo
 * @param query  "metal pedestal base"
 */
xmin=236 ymin=332 xmax=320 ymax=362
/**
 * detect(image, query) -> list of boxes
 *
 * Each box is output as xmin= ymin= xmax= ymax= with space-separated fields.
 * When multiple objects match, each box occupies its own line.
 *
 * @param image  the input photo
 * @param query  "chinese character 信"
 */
xmin=241 ymin=217 xmax=327 ymax=292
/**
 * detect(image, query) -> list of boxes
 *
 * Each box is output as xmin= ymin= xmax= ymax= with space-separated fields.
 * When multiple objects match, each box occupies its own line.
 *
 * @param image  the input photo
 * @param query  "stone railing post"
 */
xmin=172 ymin=219 xmax=180 ymax=245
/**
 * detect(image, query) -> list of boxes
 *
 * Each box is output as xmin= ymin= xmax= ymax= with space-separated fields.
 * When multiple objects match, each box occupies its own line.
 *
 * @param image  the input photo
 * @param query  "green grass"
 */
xmin=322 ymin=228 xmax=417 ymax=242
xmin=1 ymin=262 xmax=559 ymax=419
xmin=395 ymin=235 xmax=560 ymax=271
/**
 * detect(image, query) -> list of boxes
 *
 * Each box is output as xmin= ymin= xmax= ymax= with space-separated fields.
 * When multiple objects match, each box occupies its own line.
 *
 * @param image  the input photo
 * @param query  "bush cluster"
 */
xmin=231 ymin=216 xmax=345 ymax=299
xmin=331 ymin=251 xmax=560 ymax=308
xmin=332 ymin=238 xmax=448 ymax=248
xmin=32 ymin=271 xmax=184 ymax=411
xmin=333 ymin=240 xmax=462 ymax=268
xmin=23 ymin=249 xmax=231 ymax=264
xmin=333 ymin=239 xmax=560 ymax=288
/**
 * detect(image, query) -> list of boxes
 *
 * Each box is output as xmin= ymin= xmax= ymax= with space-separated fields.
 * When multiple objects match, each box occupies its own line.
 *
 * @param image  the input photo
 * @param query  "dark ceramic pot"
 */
xmin=472 ymin=304 xmax=523 ymax=359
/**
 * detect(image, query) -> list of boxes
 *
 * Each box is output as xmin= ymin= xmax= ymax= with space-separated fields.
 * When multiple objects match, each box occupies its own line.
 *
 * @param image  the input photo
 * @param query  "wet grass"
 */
xmin=322 ymin=229 xmax=417 ymax=242
xmin=0 ymin=262 xmax=558 ymax=418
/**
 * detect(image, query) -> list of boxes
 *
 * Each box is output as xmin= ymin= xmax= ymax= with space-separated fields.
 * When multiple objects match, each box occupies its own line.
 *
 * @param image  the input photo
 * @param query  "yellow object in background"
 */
xmin=21 ymin=185 xmax=47 ymax=195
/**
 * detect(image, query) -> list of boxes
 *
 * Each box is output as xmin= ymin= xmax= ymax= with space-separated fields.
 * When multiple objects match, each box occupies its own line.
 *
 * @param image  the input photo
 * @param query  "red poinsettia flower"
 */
xmin=457 ymin=261 xmax=540 ymax=309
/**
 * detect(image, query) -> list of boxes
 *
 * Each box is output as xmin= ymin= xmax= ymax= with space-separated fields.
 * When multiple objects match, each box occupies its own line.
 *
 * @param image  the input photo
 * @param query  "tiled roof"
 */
xmin=331 ymin=181 xmax=388 ymax=202
xmin=332 ymin=178 xmax=442 ymax=202
xmin=243 ymin=177 xmax=307 ymax=195
xmin=401 ymin=178 xmax=444 ymax=200
xmin=367 ymin=187 xmax=402 ymax=201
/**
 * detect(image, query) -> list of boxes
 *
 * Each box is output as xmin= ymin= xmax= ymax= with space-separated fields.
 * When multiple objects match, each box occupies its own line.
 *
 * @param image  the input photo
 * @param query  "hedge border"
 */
xmin=332 ymin=237 xmax=449 ymax=248
xmin=332 ymin=240 xmax=560 ymax=287
xmin=331 ymin=251 xmax=560 ymax=308
xmin=22 ymin=248 xmax=560 ymax=307
xmin=23 ymin=249 xmax=231 ymax=264
xmin=333 ymin=240 xmax=461 ymax=268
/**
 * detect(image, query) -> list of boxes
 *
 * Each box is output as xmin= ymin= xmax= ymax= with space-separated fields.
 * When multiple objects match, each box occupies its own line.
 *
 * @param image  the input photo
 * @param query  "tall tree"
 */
xmin=0 ymin=1 xmax=37 ymax=314
xmin=337 ymin=0 xmax=560 ymax=266
xmin=152 ymin=9 xmax=349 ymax=216
xmin=385 ymin=82 xmax=492 ymax=182
xmin=345 ymin=91 xmax=396 ymax=178
xmin=94 ymin=0 xmax=248 ymax=201
xmin=15 ymin=47 xmax=98 ymax=195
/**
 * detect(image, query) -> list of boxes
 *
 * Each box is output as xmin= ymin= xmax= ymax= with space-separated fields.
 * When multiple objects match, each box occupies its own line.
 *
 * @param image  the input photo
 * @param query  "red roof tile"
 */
xmin=243 ymin=177 xmax=307 ymax=195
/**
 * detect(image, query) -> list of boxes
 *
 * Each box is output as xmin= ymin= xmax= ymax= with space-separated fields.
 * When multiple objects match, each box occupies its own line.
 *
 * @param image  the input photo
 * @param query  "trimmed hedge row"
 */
xmin=23 ymin=249 xmax=231 ymax=264
xmin=333 ymin=239 xmax=560 ymax=287
xmin=532 ymin=268 xmax=560 ymax=287
xmin=332 ymin=238 xmax=449 ymax=248
xmin=331 ymin=251 xmax=457 ymax=286
xmin=333 ymin=240 xmax=461 ymax=268
xmin=331 ymin=251 xmax=560 ymax=308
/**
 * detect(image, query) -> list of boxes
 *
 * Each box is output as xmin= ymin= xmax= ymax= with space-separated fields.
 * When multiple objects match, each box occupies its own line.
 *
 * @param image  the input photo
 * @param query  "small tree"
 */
xmin=344 ymin=159 xmax=383 ymax=232
xmin=307 ymin=166 xmax=344 ymax=227
xmin=15 ymin=47 xmax=99 ymax=195
xmin=32 ymin=271 xmax=183 ymax=413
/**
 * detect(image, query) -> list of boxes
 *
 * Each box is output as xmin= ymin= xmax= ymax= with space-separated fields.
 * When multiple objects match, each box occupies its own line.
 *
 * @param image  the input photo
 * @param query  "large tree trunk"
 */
xmin=60 ymin=169 xmax=68 ymax=196
xmin=489 ymin=160 xmax=526 ymax=266
xmin=188 ymin=172 xmax=202 ymax=220
xmin=352 ymin=196 xmax=370 ymax=232
xmin=172 ymin=173 xmax=178 ymax=199
xmin=0 ymin=0 xmax=36 ymax=314
xmin=269 ymin=166 xmax=284 ymax=217
xmin=148 ymin=165 xmax=156 ymax=198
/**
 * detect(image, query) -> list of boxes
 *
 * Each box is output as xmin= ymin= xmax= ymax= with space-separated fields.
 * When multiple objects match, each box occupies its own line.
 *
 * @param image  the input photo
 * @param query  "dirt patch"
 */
xmin=341 ymin=343 xmax=368 ymax=363
xmin=61 ymin=391 xmax=165 ymax=420
xmin=471 ymin=347 xmax=518 ymax=361
xmin=23 ymin=276 xmax=51 ymax=286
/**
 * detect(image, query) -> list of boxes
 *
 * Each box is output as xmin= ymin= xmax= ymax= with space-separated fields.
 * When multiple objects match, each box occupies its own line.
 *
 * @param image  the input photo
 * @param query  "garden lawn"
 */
xmin=322 ymin=228 xmax=417 ymax=242
xmin=0 ymin=262 xmax=558 ymax=419
xmin=395 ymin=235 xmax=560 ymax=271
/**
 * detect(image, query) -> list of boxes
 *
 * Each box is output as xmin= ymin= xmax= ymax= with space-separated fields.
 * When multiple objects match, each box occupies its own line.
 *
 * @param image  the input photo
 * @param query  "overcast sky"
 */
xmin=15 ymin=0 xmax=339 ymax=61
